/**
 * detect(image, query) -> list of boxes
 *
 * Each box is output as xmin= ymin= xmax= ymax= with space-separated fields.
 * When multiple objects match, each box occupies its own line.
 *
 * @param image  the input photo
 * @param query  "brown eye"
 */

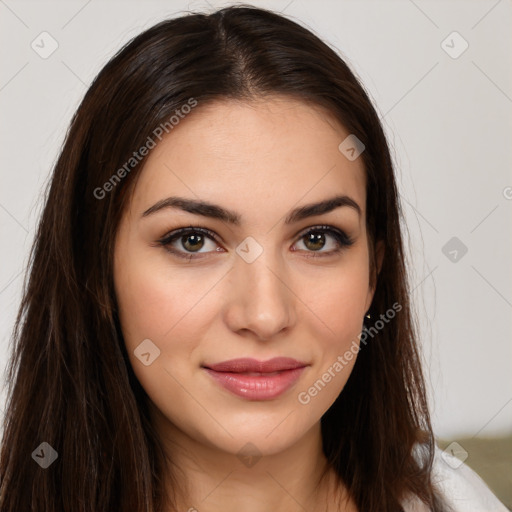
xmin=180 ymin=233 xmax=205 ymax=252
xmin=294 ymin=226 xmax=354 ymax=257
xmin=303 ymin=231 xmax=327 ymax=251
xmin=157 ymin=227 xmax=222 ymax=259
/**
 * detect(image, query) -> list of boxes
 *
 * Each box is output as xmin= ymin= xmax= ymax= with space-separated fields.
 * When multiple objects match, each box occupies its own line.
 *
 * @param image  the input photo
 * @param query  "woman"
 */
xmin=0 ymin=4 xmax=507 ymax=512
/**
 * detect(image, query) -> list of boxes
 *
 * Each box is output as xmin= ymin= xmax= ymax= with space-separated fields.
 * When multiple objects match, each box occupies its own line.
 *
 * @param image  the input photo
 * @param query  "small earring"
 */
xmin=362 ymin=311 xmax=371 ymax=330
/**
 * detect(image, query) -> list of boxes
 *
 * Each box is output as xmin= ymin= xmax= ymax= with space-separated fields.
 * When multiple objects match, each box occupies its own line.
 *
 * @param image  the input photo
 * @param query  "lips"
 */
xmin=203 ymin=357 xmax=307 ymax=373
xmin=202 ymin=357 xmax=308 ymax=400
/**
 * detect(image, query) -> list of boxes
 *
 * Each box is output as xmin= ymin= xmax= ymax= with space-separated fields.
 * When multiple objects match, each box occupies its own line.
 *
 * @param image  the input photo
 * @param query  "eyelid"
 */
xmin=296 ymin=224 xmax=346 ymax=240
xmin=157 ymin=226 xmax=222 ymax=246
xmin=155 ymin=226 xmax=222 ymax=260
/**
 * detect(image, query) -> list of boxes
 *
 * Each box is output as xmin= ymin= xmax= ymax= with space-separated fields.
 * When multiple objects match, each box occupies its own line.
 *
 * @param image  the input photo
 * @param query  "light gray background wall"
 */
xmin=1 ymin=0 xmax=511 ymax=440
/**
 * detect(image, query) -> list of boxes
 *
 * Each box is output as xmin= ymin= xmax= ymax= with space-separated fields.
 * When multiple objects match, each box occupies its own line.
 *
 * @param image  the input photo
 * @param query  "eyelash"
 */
xmin=156 ymin=225 xmax=355 ymax=261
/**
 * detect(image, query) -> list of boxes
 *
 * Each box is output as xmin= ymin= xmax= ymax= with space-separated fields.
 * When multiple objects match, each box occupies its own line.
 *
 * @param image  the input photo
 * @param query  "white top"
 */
xmin=401 ymin=445 xmax=508 ymax=511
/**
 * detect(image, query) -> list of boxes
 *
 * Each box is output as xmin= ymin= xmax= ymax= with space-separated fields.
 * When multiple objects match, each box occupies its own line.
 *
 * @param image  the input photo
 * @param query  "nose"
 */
xmin=223 ymin=248 xmax=297 ymax=341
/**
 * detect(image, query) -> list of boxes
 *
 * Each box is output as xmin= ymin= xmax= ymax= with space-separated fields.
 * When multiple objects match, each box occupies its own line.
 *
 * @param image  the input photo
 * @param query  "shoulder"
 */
xmin=401 ymin=443 xmax=509 ymax=512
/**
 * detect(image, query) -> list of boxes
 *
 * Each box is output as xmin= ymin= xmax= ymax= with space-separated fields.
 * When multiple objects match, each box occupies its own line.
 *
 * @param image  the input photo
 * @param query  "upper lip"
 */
xmin=203 ymin=357 xmax=307 ymax=373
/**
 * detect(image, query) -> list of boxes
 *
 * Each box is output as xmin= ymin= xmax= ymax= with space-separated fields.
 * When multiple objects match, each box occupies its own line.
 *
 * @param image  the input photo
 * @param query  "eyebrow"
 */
xmin=141 ymin=194 xmax=361 ymax=225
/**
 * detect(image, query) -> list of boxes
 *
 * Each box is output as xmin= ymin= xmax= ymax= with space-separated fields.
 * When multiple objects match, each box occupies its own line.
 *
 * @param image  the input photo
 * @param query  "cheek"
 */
xmin=114 ymin=250 xmax=226 ymax=398
xmin=113 ymin=257 xmax=214 ymax=416
xmin=293 ymin=254 xmax=370 ymax=402
xmin=115 ymin=249 xmax=213 ymax=346
xmin=298 ymin=254 xmax=370 ymax=343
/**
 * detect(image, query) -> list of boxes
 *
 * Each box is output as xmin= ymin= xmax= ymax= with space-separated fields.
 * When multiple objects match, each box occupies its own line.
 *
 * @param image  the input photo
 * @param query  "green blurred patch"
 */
xmin=437 ymin=435 xmax=512 ymax=510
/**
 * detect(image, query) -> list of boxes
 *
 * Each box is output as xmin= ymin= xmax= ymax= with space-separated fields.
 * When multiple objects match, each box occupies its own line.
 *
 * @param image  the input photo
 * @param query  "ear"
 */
xmin=364 ymin=240 xmax=385 ymax=312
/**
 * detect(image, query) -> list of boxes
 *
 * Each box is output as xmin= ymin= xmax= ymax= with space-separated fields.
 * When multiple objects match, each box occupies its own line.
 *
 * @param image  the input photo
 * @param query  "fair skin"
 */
xmin=114 ymin=96 xmax=384 ymax=512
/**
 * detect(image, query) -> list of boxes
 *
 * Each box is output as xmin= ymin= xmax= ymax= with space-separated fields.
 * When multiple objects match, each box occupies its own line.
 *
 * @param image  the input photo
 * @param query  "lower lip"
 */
xmin=203 ymin=367 xmax=306 ymax=400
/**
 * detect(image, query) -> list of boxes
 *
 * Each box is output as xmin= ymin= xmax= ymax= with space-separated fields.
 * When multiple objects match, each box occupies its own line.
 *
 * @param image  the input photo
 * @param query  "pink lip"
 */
xmin=202 ymin=357 xmax=308 ymax=400
xmin=205 ymin=357 xmax=307 ymax=373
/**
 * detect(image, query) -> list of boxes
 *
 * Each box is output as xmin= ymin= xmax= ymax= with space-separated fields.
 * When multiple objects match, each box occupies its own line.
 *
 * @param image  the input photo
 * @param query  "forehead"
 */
xmin=128 ymin=96 xmax=367 ymax=223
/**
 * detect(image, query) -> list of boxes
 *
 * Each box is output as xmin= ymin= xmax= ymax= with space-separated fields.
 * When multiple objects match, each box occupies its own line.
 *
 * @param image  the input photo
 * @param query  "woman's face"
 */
xmin=114 ymin=96 xmax=381 ymax=457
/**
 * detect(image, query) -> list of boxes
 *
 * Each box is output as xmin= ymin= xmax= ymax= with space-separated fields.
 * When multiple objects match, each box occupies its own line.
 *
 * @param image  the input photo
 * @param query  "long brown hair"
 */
xmin=0 ymin=5 xmax=447 ymax=511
